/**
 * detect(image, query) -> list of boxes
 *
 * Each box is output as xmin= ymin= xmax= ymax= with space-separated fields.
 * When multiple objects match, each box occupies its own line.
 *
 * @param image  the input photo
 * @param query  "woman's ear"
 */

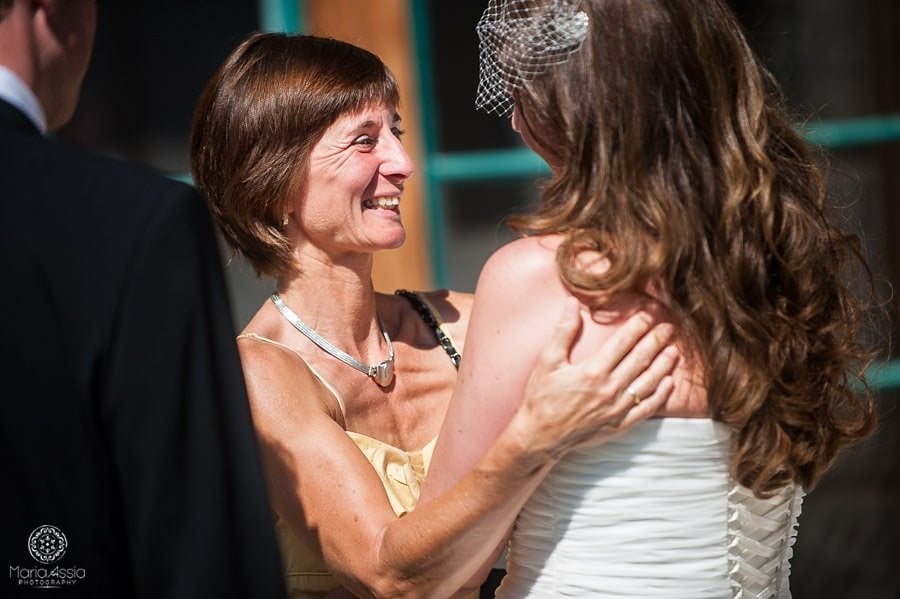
xmin=511 ymin=106 xmax=522 ymax=133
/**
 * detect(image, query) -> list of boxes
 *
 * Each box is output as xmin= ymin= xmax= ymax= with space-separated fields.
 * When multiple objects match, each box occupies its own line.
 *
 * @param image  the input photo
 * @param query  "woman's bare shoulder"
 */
xmin=477 ymin=235 xmax=569 ymax=303
xmin=236 ymin=333 xmax=344 ymax=424
xmin=489 ymin=234 xmax=564 ymax=265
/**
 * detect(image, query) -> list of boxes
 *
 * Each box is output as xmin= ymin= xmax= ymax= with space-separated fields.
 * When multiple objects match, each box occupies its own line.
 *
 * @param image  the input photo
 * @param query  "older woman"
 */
xmin=190 ymin=33 xmax=677 ymax=598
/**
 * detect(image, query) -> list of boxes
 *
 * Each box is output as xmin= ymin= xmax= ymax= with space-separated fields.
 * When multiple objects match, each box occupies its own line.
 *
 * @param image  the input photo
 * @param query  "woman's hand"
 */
xmin=505 ymin=298 xmax=678 ymax=464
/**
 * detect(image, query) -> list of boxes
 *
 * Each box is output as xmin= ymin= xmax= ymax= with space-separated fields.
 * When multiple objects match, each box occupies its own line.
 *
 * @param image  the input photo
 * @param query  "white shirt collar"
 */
xmin=0 ymin=65 xmax=48 ymax=133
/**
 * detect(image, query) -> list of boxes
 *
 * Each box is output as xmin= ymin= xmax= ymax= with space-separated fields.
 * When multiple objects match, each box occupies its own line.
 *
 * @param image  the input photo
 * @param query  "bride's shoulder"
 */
xmin=480 ymin=235 xmax=565 ymax=286
xmin=473 ymin=236 xmax=571 ymax=325
xmin=491 ymin=234 xmax=565 ymax=260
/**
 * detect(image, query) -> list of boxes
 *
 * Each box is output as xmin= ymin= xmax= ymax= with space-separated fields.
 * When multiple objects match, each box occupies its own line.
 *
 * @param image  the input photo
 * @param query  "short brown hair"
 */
xmin=190 ymin=33 xmax=400 ymax=277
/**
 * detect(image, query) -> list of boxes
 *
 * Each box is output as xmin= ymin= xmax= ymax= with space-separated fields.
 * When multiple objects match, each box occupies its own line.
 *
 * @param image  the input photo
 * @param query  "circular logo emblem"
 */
xmin=27 ymin=525 xmax=68 ymax=564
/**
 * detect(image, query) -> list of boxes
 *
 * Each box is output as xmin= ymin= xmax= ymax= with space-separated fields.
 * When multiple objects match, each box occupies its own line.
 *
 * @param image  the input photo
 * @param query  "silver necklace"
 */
xmin=270 ymin=293 xmax=395 ymax=387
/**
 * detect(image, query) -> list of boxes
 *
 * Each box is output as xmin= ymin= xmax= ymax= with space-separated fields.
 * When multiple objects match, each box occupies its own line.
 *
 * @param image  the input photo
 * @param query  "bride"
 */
xmin=420 ymin=0 xmax=876 ymax=596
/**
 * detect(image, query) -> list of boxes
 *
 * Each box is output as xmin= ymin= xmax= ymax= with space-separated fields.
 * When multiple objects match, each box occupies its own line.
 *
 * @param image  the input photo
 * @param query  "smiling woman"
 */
xmin=191 ymin=33 xmax=404 ymax=278
xmin=189 ymin=32 xmax=681 ymax=598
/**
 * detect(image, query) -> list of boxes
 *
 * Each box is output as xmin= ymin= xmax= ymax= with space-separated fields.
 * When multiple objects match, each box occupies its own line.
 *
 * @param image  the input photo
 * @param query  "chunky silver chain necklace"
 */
xmin=270 ymin=293 xmax=395 ymax=387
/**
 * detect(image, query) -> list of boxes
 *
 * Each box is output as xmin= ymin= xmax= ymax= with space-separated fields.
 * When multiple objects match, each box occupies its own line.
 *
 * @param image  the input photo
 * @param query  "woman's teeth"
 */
xmin=364 ymin=197 xmax=400 ymax=209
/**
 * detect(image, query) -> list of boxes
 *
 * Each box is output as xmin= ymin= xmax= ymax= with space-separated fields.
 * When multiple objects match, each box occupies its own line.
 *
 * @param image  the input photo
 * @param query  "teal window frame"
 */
xmin=258 ymin=0 xmax=304 ymax=33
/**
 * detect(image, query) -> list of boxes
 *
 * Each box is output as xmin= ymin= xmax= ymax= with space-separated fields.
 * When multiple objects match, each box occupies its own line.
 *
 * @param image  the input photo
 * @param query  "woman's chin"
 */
xmin=384 ymin=231 xmax=407 ymax=250
xmin=367 ymin=228 xmax=406 ymax=252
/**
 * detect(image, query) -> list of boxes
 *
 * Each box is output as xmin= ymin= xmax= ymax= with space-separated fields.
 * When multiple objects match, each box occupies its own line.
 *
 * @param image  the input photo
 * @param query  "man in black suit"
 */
xmin=0 ymin=1 xmax=286 ymax=597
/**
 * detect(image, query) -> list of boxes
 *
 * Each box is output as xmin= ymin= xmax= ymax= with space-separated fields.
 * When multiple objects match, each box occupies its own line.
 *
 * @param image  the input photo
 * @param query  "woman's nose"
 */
xmin=381 ymin=135 xmax=415 ymax=180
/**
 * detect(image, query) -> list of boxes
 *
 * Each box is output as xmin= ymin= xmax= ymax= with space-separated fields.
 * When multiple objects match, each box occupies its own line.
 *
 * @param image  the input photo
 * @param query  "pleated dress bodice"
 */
xmin=498 ymin=418 xmax=803 ymax=599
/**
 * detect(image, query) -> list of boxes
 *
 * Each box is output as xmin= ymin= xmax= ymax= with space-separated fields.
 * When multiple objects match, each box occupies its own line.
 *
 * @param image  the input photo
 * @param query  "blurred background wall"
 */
xmin=57 ymin=1 xmax=899 ymax=596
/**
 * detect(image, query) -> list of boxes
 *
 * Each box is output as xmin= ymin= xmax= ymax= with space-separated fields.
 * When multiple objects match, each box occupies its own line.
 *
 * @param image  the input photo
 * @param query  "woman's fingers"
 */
xmin=535 ymin=298 xmax=583 ymax=371
xmin=617 ymin=343 xmax=679 ymax=408
xmin=590 ymin=310 xmax=659 ymax=372
xmin=596 ymin=339 xmax=679 ymax=432
xmin=558 ymin=326 xmax=679 ymax=450
xmin=615 ymin=375 xmax=675 ymax=430
xmin=573 ymin=374 xmax=675 ymax=450
xmin=571 ymin=321 xmax=675 ymax=396
xmin=602 ymin=321 xmax=676 ymax=393
xmin=519 ymin=302 xmax=682 ymax=456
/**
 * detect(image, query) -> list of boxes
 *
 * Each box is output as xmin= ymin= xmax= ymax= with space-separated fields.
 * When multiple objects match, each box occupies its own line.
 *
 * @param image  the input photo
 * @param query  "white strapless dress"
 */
xmin=497 ymin=419 xmax=803 ymax=598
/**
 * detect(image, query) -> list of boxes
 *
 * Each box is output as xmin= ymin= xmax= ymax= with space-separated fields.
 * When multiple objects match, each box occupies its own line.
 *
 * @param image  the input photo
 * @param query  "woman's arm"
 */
xmin=418 ymin=236 xmax=678 ymax=591
xmin=241 ymin=253 xmax=675 ymax=599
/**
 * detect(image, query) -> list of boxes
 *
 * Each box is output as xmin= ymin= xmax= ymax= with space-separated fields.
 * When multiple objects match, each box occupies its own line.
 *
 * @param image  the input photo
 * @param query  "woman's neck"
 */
xmin=273 ymin=251 xmax=383 ymax=353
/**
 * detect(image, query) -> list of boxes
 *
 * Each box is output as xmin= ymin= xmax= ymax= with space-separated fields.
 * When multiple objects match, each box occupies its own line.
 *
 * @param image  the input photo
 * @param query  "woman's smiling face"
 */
xmin=290 ymin=103 xmax=414 ymax=258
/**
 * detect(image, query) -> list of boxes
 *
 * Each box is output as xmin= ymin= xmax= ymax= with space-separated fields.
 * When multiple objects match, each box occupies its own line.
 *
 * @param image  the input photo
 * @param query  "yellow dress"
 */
xmin=274 ymin=432 xmax=438 ymax=597
xmin=244 ymin=290 xmax=469 ymax=598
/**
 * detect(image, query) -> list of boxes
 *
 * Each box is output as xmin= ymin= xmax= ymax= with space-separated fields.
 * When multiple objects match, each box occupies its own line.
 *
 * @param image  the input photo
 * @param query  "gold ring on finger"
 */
xmin=626 ymin=385 xmax=641 ymax=406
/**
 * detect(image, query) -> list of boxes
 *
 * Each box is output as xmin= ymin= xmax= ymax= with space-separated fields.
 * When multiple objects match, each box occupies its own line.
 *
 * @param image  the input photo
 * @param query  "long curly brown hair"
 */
xmin=506 ymin=0 xmax=877 ymax=496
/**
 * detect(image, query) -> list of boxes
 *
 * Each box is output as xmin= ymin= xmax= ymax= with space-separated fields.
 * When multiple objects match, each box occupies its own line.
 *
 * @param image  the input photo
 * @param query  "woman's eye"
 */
xmin=391 ymin=127 xmax=406 ymax=139
xmin=353 ymin=135 xmax=377 ymax=148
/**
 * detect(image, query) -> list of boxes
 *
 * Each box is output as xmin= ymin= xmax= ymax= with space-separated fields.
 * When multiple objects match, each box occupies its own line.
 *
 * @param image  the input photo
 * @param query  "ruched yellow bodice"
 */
xmin=275 ymin=433 xmax=437 ymax=598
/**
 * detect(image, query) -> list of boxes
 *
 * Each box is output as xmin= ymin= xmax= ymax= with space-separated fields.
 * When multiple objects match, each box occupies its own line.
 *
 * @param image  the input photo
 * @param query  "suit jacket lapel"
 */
xmin=0 ymin=98 xmax=41 ymax=135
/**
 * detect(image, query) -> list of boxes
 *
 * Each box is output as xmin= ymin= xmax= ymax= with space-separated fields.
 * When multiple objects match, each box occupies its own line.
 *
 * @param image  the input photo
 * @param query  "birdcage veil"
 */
xmin=475 ymin=0 xmax=590 ymax=117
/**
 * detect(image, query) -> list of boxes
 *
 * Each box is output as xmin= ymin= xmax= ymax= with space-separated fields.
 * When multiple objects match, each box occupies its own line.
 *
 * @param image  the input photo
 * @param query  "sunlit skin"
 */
xmin=286 ymin=104 xmax=413 ymax=267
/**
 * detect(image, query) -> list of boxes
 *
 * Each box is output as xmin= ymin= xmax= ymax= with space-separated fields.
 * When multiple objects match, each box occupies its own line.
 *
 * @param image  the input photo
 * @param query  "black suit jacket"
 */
xmin=0 ymin=99 xmax=285 ymax=598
